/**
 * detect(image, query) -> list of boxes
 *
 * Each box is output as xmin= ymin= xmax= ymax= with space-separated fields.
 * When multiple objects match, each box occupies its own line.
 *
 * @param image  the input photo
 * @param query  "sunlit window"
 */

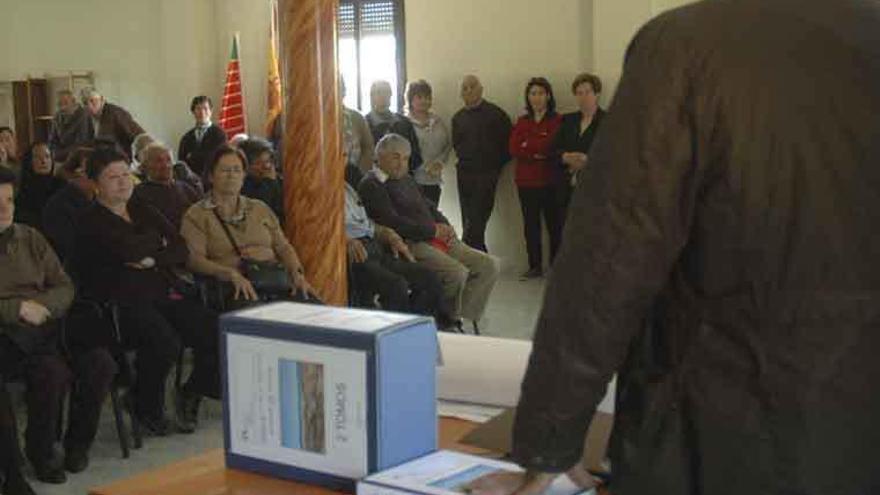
xmin=338 ymin=0 xmax=406 ymax=112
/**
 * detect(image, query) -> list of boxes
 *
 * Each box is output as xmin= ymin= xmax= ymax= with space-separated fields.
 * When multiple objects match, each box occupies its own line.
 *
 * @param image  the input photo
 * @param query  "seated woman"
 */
xmin=74 ymin=147 xmax=219 ymax=435
xmin=14 ymin=142 xmax=66 ymax=229
xmin=237 ymin=138 xmax=284 ymax=221
xmin=181 ymin=145 xmax=315 ymax=308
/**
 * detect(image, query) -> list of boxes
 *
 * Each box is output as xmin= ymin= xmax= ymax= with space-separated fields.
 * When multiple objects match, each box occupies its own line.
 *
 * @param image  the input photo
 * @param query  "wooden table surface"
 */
xmin=90 ymin=417 xmax=494 ymax=495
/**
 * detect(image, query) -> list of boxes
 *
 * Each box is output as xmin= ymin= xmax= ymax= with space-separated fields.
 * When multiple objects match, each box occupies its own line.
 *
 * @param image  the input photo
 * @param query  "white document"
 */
xmin=359 ymin=451 xmax=595 ymax=495
xmin=235 ymin=302 xmax=416 ymax=333
xmin=226 ymin=333 xmax=369 ymax=479
xmin=436 ymin=334 xmax=616 ymax=414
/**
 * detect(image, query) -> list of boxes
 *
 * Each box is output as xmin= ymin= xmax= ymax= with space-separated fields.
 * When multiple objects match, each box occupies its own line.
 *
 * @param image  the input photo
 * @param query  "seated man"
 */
xmin=81 ymin=87 xmax=146 ymax=156
xmin=132 ymin=142 xmax=201 ymax=228
xmin=359 ymin=134 xmax=499 ymax=331
xmin=0 ymin=167 xmax=116 ymax=489
xmin=238 ymin=138 xmax=284 ymax=221
xmin=345 ymin=164 xmax=454 ymax=328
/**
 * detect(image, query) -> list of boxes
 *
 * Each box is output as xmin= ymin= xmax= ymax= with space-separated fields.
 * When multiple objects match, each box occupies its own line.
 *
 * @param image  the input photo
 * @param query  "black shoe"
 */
xmin=175 ymin=390 xmax=201 ymax=434
xmin=64 ymin=448 xmax=89 ymax=474
xmin=138 ymin=414 xmax=173 ymax=437
xmin=519 ymin=267 xmax=543 ymax=280
xmin=32 ymin=461 xmax=67 ymax=484
xmin=3 ymin=470 xmax=36 ymax=495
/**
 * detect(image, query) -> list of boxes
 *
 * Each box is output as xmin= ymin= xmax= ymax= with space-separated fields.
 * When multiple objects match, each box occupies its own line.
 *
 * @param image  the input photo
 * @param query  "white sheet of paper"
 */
xmin=436 ymin=334 xmax=616 ymax=414
xmin=235 ymin=302 xmax=417 ymax=333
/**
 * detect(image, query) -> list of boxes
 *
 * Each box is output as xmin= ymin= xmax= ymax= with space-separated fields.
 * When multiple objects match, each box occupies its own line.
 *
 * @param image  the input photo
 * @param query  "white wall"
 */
xmin=0 ymin=0 xmax=218 ymax=151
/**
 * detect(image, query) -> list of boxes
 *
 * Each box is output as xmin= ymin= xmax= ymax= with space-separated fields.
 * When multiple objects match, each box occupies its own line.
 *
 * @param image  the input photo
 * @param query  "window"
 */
xmin=338 ymin=0 xmax=407 ymax=112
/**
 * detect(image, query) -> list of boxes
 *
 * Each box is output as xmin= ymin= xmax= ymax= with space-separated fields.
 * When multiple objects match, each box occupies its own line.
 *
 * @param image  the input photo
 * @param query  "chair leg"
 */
xmin=109 ymin=388 xmax=130 ymax=459
xmin=175 ymin=348 xmax=185 ymax=393
xmin=472 ymin=321 xmax=481 ymax=336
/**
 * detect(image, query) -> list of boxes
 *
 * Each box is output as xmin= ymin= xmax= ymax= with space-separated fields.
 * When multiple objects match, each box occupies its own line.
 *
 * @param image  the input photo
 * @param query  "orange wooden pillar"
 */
xmin=278 ymin=0 xmax=346 ymax=305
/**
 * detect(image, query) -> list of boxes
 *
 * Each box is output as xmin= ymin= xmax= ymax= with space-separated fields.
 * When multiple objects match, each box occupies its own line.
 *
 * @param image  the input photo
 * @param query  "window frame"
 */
xmin=338 ymin=0 xmax=407 ymax=111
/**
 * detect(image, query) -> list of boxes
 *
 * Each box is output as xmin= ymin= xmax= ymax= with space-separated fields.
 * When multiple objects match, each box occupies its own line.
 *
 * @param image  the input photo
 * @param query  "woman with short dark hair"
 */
xmin=181 ymin=145 xmax=315 ymax=307
xmin=509 ymin=77 xmax=563 ymax=279
xmin=237 ymin=138 xmax=284 ymax=221
xmin=75 ymin=147 xmax=220 ymax=436
xmin=556 ymin=73 xmax=606 ymax=224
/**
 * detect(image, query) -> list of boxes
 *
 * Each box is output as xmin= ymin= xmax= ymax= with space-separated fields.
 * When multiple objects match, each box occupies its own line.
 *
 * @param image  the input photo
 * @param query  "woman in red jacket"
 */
xmin=509 ymin=77 xmax=563 ymax=279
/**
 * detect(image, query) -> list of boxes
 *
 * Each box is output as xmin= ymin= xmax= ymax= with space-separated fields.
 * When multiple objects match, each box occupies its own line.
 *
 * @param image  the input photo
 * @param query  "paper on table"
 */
xmin=437 ymin=333 xmax=616 ymax=413
xmin=437 ymin=401 xmax=505 ymax=424
xmin=235 ymin=302 xmax=416 ymax=333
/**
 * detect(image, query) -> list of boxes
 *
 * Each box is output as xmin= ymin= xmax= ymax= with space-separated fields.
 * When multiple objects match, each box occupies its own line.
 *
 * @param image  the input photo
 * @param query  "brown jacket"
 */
xmin=513 ymin=1 xmax=880 ymax=494
xmin=0 ymin=224 xmax=74 ymax=350
xmin=88 ymin=102 xmax=146 ymax=156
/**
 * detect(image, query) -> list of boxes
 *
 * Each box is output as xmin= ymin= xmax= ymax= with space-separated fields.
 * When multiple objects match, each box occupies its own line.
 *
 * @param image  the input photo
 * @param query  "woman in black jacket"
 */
xmin=14 ymin=142 xmax=66 ymax=230
xmin=75 ymin=147 xmax=219 ymax=436
xmin=555 ymin=73 xmax=605 ymax=226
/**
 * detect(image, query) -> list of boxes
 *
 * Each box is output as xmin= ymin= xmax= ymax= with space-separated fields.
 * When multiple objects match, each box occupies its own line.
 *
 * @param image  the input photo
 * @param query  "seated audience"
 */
xmin=181 ymin=146 xmax=316 ymax=307
xmin=366 ymin=80 xmax=423 ymax=174
xmin=14 ymin=142 xmax=66 ymax=229
xmin=75 ymin=147 xmax=220 ymax=435
xmin=81 ymin=87 xmax=146 ymax=156
xmin=345 ymin=164 xmax=453 ymax=327
xmin=238 ymin=138 xmax=284 ymax=221
xmin=556 ymin=73 xmax=605 ymax=226
xmin=49 ymin=89 xmax=90 ymax=163
xmin=43 ymin=149 xmax=96 ymax=263
xmin=173 ymin=160 xmax=205 ymax=194
xmin=229 ymin=133 xmax=249 ymax=148
xmin=132 ymin=143 xmax=201 ymax=228
xmin=177 ymin=96 xmax=227 ymax=178
xmin=56 ymin=146 xmax=92 ymax=181
xmin=341 ymin=78 xmax=374 ymax=172
xmin=406 ymin=79 xmax=451 ymax=204
xmin=0 ymin=127 xmax=21 ymax=183
xmin=0 ymin=167 xmax=116 ymax=487
xmin=359 ymin=134 xmax=498 ymax=330
xmin=509 ymin=77 xmax=563 ymax=279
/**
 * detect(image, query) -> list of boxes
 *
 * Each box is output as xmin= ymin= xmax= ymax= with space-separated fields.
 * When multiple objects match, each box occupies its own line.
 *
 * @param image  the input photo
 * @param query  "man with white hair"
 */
xmin=358 ymin=133 xmax=498 ymax=331
xmin=80 ymin=87 xmax=145 ymax=156
xmin=132 ymin=142 xmax=201 ymax=228
xmin=49 ymin=89 xmax=90 ymax=163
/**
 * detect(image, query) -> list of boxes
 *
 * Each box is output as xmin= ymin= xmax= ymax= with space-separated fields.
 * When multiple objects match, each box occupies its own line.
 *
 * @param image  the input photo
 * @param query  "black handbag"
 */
xmin=212 ymin=209 xmax=291 ymax=295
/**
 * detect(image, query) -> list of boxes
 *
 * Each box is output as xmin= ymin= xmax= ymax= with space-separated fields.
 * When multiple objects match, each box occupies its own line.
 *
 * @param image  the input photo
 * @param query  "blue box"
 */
xmin=220 ymin=302 xmax=439 ymax=493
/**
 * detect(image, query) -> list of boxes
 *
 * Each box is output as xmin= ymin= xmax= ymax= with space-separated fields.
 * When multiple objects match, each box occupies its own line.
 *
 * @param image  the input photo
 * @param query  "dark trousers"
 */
xmin=351 ymin=238 xmax=452 ymax=324
xmin=0 ymin=330 xmax=116 ymax=466
xmin=117 ymin=298 xmax=220 ymax=419
xmin=419 ymin=184 xmax=441 ymax=205
xmin=517 ymin=185 xmax=563 ymax=270
xmin=457 ymin=171 xmax=500 ymax=252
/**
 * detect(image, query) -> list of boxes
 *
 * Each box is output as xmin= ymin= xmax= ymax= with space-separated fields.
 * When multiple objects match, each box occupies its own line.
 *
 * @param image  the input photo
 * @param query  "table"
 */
xmin=90 ymin=417 xmax=493 ymax=495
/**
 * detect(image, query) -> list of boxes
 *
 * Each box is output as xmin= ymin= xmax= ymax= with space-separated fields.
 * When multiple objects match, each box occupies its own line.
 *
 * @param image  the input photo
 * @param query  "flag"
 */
xmin=219 ymin=33 xmax=247 ymax=139
xmin=265 ymin=1 xmax=283 ymax=137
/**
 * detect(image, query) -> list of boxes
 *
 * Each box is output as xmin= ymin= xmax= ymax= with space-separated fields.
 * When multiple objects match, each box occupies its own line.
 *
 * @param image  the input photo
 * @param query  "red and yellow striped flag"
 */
xmin=219 ymin=33 xmax=247 ymax=139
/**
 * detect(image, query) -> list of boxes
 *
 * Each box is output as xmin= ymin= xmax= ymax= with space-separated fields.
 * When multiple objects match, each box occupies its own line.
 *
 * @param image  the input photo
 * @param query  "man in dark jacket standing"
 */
xmin=177 ymin=96 xmax=228 ymax=178
xmin=452 ymin=75 xmax=511 ymax=253
xmin=470 ymin=2 xmax=880 ymax=495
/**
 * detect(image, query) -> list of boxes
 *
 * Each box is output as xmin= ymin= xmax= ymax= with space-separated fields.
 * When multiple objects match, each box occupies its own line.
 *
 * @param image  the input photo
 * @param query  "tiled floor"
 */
xmin=21 ymin=273 xmax=546 ymax=494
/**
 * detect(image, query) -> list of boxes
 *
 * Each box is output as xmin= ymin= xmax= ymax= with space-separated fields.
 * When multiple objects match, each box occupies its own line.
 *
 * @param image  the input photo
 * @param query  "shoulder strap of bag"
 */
xmin=212 ymin=208 xmax=243 ymax=257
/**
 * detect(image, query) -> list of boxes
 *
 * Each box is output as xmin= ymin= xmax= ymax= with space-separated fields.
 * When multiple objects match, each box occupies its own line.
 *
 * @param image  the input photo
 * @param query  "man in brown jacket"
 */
xmin=0 ymin=168 xmax=116 ymax=490
xmin=471 ymin=1 xmax=880 ymax=495
xmin=82 ymin=87 xmax=146 ymax=157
